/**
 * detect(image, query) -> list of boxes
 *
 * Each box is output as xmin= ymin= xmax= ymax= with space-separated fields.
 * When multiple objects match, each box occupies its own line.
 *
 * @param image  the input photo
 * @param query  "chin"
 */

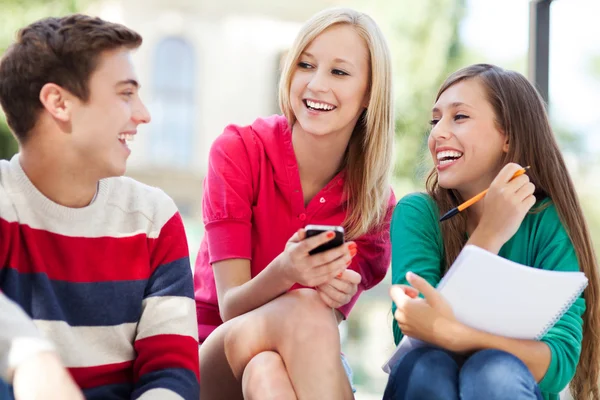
xmin=297 ymin=120 xmax=331 ymax=136
xmin=436 ymin=176 xmax=458 ymax=191
xmin=106 ymin=163 xmax=128 ymax=178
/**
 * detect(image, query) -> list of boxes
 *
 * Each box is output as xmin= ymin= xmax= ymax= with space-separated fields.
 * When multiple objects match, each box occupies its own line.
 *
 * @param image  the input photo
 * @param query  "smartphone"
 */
xmin=305 ymin=224 xmax=345 ymax=255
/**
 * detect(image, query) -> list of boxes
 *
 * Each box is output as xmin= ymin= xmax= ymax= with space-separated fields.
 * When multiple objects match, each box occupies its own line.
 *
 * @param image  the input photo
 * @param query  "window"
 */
xmin=150 ymin=37 xmax=196 ymax=167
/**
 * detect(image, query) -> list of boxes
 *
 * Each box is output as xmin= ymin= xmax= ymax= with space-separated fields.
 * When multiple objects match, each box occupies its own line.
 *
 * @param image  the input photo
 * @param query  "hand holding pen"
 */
xmin=443 ymin=163 xmax=535 ymax=252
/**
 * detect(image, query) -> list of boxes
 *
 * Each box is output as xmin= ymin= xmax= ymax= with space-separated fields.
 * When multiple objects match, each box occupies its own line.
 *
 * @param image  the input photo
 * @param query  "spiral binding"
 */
xmin=535 ymin=280 xmax=588 ymax=340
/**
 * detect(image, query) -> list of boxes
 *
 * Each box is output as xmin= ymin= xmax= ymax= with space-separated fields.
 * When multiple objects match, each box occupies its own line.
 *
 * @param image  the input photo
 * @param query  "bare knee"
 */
xmin=242 ymin=351 xmax=295 ymax=400
xmin=282 ymin=289 xmax=340 ymax=346
xmin=223 ymin=289 xmax=340 ymax=378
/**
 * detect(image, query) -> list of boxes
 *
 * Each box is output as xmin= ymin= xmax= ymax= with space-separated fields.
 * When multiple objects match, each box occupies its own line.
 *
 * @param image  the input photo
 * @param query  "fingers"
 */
xmin=327 ymin=271 xmax=361 ymax=294
xmin=390 ymin=285 xmax=410 ymax=307
xmin=289 ymin=229 xmax=305 ymax=243
xmin=317 ymin=283 xmax=353 ymax=308
xmin=514 ymin=181 xmax=535 ymax=201
xmin=336 ymin=269 xmax=362 ymax=285
xmin=299 ymin=230 xmax=340 ymax=254
xmin=406 ymin=272 xmax=440 ymax=308
xmin=317 ymin=288 xmax=338 ymax=308
xmin=311 ymin=242 xmax=357 ymax=266
xmin=309 ymin=254 xmax=352 ymax=285
xmin=494 ymin=162 xmax=525 ymax=185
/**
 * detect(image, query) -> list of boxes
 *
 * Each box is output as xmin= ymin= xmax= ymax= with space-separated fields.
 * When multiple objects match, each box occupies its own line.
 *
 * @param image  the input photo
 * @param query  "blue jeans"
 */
xmin=383 ymin=347 xmax=543 ymax=400
xmin=0 ymin=379 xmax=12 ymax=400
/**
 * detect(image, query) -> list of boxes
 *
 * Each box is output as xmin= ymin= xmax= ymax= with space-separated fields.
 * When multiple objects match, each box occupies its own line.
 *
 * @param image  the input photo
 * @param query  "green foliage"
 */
xmin=589 ymin=54 xmax=600 ymax=80
xmin=349 ymin=0 xmax=467 ymax=187
xmin=0 ymin=118 xmax=17 ymax=160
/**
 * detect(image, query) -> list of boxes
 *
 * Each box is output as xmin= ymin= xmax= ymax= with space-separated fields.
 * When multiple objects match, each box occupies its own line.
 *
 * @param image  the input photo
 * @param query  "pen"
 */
xmin=439 ymin=166 xmax=531 ymax=222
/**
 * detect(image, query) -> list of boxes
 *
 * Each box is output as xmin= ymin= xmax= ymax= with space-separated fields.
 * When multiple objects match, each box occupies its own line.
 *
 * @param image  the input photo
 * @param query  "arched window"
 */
xmin=150 ymin=37 xmax=195 ymax=167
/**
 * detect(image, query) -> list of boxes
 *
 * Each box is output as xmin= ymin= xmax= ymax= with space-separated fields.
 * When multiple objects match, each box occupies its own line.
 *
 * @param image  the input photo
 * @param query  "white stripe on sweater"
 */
xmin=0 ymin=157 xmax=177 ymax=239
xmin=137 ymin=388 xmax=185 ymax=400
xmin=33 ymin=320 xmax=137 ymax=368
xmin=136 ymin=296 xmax=199 ymax=341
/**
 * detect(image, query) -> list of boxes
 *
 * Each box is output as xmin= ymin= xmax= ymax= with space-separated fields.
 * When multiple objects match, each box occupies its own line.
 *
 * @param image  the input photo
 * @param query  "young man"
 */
xmin=0 ymin=14 xmax=200 ymax=400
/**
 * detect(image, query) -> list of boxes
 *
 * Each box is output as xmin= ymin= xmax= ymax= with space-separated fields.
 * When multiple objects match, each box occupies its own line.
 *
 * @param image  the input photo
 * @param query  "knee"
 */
xmin=385 ymin=347 xmax=459 ymax=399
xmin=283 ymin=289 xmax=339 ymax=345
xmin=460 ymin=349 xmax=538 ymax=399
xmin=242 ymin=352 xmax=283 ymax=392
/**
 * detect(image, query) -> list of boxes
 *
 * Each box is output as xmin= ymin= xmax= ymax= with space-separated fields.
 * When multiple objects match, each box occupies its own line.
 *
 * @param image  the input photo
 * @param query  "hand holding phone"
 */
xmin=277 ymin=225 xmax=355 ymax=288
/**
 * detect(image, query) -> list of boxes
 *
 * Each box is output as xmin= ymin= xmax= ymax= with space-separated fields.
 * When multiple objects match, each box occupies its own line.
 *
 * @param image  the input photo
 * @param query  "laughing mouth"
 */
xmin=304 ymin=99 xmax=336 ymax=112
xmin=437 ymin=150 xmax=463 ymax=166
xmin=118 ymin=133 xmax=135 ymax=143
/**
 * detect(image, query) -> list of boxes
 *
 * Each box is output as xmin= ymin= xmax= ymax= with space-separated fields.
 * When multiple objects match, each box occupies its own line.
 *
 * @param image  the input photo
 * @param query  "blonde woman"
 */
xmin=195 ymin=7 xmax=395 ymax=400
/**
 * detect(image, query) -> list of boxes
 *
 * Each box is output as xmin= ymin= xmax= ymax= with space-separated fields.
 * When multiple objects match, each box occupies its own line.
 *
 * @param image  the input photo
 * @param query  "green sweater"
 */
xmin=391 ymin=193 xmax=585 ymax=400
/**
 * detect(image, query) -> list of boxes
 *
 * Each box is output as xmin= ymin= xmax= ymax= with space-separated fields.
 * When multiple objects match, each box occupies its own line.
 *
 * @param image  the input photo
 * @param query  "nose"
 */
xmin=430 ymin=119 xmax=452 ymax=141
xmin=306 ymin=68 xmax=329 ymax=93
xmin=133 ymin=98 xmax=151 ymax=125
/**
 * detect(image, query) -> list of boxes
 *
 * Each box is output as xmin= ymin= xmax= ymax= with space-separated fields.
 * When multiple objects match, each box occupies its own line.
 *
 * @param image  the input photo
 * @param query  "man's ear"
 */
xmin=39 ymin=83 xmax=73 ymax=122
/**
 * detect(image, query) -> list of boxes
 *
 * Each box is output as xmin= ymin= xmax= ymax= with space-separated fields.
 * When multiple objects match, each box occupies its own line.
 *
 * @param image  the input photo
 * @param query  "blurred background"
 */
xmin=1 ymin=0 xmax=598 ymax=397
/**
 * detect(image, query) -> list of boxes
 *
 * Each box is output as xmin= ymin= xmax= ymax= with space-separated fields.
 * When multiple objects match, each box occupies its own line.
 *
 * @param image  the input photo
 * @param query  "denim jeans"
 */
xmin=0 ymin=379 xmax=12 ymax=400
xmin=383 ymin=347 xmax=543 ymax=400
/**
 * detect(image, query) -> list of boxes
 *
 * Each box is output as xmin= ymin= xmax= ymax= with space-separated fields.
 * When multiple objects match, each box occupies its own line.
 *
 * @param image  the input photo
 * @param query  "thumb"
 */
xmin=406 ymin=272 xmax=440 ymax=307
xmin=290 ymin=228 xmax=306 ymax=243
xmin=339 ymin=269 xmax=362 ymax=285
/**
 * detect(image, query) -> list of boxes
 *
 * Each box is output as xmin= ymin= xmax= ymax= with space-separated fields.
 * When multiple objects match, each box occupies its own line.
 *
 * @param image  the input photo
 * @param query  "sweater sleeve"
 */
xmin=389 ymin=193 xmax=445 ymax=345
xmin=132 ymin=210 xmax=200 ymax=400
xmin=536 ymin=237 xmax=585 ymax=394
xmin=337 ymin=190 xmax=396 ymax=318
xmin=0 ymin=291 xmax=55 ymax=383
xmin=201 ymin=127 xmax=255 ymax=264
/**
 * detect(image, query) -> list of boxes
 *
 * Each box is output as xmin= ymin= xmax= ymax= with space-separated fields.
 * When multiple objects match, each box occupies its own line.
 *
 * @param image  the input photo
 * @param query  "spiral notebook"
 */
xmin=382 ymin=245 xmax=588 ymax=373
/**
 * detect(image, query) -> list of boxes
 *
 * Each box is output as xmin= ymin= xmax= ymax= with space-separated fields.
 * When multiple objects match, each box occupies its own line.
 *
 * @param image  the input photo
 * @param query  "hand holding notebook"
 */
xmin=382 ymin=245 xmax=588 ymax=373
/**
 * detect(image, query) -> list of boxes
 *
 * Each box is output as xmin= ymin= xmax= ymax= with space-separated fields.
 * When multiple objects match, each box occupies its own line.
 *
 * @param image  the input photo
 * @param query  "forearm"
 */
xmin=221 ymin=256 xmax=293 ymax=321
xmin=446 ymin=321 xmax=551 ymax=382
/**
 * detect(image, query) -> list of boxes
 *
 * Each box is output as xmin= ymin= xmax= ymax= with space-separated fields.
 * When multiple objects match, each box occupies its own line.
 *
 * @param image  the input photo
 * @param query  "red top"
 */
xmin=194 ymin=115 xmax=395 ymax=342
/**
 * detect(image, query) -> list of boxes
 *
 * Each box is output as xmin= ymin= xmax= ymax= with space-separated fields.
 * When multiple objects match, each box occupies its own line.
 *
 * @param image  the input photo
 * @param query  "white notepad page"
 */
xmin=382 ymin=245 xmax=588 ymax=373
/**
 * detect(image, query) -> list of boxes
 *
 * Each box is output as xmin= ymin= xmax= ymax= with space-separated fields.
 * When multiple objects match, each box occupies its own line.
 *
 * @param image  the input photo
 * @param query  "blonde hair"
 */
xmin=278 ymin=7 xmax=394 ymax=240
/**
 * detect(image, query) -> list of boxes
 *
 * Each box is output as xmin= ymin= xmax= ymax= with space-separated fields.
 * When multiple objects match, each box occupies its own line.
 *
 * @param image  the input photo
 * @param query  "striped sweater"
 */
xmin=0 ymin=155 xmax=200 ymax=399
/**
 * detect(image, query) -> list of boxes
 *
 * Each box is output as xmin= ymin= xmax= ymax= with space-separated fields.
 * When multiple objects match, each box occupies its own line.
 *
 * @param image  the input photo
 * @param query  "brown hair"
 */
xmin=0 ymin=14 xmax=142 ymax=143
xmin=427 ymin=63 xmax=600 ymax=399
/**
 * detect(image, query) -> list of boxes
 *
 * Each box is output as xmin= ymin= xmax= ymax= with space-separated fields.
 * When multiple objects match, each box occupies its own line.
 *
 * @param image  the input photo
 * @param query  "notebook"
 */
xmin=382 ymin=244 xmax=588 ymax=373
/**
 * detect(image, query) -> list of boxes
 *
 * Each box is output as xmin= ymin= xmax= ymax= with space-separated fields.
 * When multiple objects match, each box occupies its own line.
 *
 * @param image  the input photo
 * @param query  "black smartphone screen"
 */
xmin=305 ymin=225 xmax=345 ymax=255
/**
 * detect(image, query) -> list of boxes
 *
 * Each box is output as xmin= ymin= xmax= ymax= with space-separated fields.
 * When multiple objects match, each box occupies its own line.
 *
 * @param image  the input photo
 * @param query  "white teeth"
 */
xmin=439 ymin=159 xmax=457 ymax=166
xmin=118 ymin=133 xmax=135 ymax=142
xmin=436 ymin=150 xmax=463 ymax=160
xmin=306 ymin=100 xmax=335 ymax=111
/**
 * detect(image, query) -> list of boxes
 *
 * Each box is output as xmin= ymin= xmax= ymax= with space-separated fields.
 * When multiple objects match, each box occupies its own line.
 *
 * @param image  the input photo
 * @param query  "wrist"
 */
xmin=468 ymin=227 xmax=504 ymax=254
xmin=443 ymin=320 xmax=481 ymax=353
xmin=272 ymin=254 xmax=295 ymax=290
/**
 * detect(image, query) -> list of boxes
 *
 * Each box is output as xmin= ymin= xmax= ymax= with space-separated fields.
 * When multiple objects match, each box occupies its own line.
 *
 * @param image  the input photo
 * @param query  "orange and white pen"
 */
xmin=439 ymin=166 xmax=531 ymax=222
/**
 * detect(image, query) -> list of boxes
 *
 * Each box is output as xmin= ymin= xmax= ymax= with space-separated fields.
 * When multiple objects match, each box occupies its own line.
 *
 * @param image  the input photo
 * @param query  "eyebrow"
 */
xmin=432 ymin=102 xmax=472 ymax=113
xmin=301 ymin=51 xmax=354 ymax=67
xmin=115 ymin=79 xmax=140 ymax=89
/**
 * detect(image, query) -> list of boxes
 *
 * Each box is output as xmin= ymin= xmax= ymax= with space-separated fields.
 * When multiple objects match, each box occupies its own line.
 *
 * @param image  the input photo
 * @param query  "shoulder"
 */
xmin=0 ymin=159 xmax=16 ymax=220
xmin=211 ymin=115 xmax=287 ymax=158
xmin=395 ymin=192 xmax=439 ymax=218
xmin=525 ymin=197 xmax=569 ymax=242
xmin=104 ymin=176 xmax=179 ymax=236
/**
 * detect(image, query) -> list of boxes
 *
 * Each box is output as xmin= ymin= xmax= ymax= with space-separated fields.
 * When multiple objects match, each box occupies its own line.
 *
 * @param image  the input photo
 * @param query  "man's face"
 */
xmin=68 ymin=47 xmax=150 ymax=178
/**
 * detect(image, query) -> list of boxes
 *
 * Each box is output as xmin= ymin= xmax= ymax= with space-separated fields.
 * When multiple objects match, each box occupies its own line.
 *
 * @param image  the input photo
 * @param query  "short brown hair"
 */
xmin=0 ymin=14 xmax=142 ymax=142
